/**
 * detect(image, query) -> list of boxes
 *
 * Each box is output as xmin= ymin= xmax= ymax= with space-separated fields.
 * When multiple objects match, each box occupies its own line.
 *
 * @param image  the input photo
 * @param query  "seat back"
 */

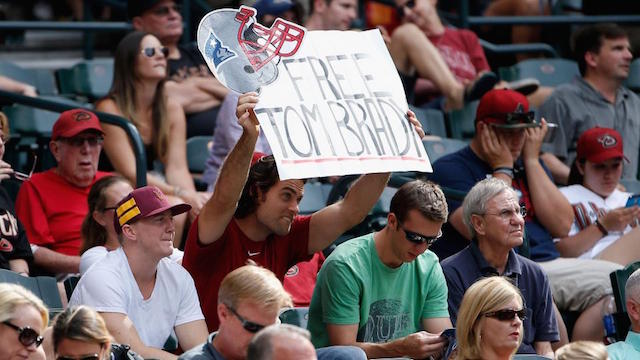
xmin=620 ymin=179 xmax=640 ymax=194
xmin=422 ymin=137 xmax=467 ymax=163
xmin=610 ymin=261 xmax=640 ymax=340
xmin=625 ymin=58 xmax=640 ymax=93
xmin=186 ymin=136 xmax=213 ymax=174
xmin=57 ymin=59 xmax=114 ymax=101
xmin=0 ymin=269 xmax=64 ymax=318
xmin=409 ymin=105 xmax=447 ymax=137
xmin=279 ymin=307 xmax=310 ymax=329
xmin=446 ymin=100 xmax=479 ymax=141
xmin=0 ymin=60 xmax=57 ymax=96
xmin=498 ymin=58 xmax=580 ymax=87
xmin=63 ymin=275 xmax=80 ymax=301
xmin=299 ymin=182 xmax=332 ymax=215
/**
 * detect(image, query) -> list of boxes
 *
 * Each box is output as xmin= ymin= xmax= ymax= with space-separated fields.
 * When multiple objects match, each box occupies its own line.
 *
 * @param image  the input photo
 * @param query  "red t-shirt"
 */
xmin=414 ymin=27 xmax=490 ymax=105
xmin=283 ymin=251 xmax=326 ymax=307
xmin=182 ymin=215 xmax=312 ymax=331
xmin=15 ymin=169 xmax=110 ymax=256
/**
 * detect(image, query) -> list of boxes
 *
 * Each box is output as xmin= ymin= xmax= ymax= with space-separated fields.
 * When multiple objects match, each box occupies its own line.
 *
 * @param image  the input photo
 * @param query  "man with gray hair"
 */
xmin=308 ymin=180 xmax=453 ymax=359
xmin=607 ymin=268 xmax=640 ymax=359
xmin=247 ymin=324 xmax=317 ymax=360
xmin=441 ymin=178 xmax=559 ymax=358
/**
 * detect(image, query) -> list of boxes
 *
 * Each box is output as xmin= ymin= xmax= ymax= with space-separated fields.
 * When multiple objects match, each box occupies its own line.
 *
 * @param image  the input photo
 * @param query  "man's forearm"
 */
xmin=210 ymin=131 xmax=258 ymax=209
xmin=32 ymin=247 xmax=80 ymax=274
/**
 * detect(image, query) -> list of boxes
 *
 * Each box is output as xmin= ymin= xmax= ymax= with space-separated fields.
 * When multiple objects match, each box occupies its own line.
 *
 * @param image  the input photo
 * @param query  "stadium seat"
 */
xmin=63 ymin=275 xmax=80 ymax=301
xmin=299 ymin=182 xmax=332 ymax=215
xmin=498 ymin=58 xmax=580 ymax=87
xmin=186 ymin=136 xmax=212 ymax=174
xmin=0 ymin=60 xmax=57 ymax=96
xmin=609 ymin=261 xmax=640 ymax=340
xmin=0 ymin=268 xmax=64 ymax=318
xmin=423 ymin=137 xmax=467 ymax=163
xmin=279 ymin=307 xmax=309 ymax=329
xmin=624 ymin=58 xmax=640 ymax=93
xmin=446 ymin=100 xmax=479 ymax=141
xmin=409 ymin=105 xmax=447 ymax=137
xmin=56 ymin=59 xmax=114 ymax=101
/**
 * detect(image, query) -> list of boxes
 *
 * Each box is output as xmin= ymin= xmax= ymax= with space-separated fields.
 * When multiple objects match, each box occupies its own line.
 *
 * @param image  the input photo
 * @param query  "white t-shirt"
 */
xmin=556 ymin=185 xmax=632 ymax=259
xmin=70 ymin=247 xmax=203 ymax=348
xmin=79 ymin=246 xmax=184 ymax=276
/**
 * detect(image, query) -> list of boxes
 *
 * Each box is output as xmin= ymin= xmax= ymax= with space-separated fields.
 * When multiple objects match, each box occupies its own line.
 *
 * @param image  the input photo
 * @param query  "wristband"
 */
xmin=493 ymin=167 xmax=514 ymax=178
xmin=595 ymin=219 xmax=609 ymax=236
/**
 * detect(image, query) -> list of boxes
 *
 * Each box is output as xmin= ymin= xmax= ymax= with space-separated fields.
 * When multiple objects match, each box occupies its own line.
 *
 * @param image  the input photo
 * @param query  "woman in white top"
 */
xmin=556 ymin=127 xmax=640 ymax=265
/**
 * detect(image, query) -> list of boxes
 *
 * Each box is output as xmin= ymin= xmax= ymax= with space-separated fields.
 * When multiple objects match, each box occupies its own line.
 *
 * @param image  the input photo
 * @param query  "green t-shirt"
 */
xmin=307 ymin=233 xmax=449 ymax=348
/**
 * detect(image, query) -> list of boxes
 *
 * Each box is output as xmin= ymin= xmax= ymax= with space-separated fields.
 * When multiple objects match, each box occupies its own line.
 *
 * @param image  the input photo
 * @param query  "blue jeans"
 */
xmin=317 ymin=345 xmax=367 ymax=360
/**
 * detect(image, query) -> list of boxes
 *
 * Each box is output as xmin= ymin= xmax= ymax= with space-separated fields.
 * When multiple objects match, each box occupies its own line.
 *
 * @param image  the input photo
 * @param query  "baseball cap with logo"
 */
xmin=114 ymin=186 xmax=191 ymax=233
xmin=476 ymin=89 xmax=537 ymax=129
xmin=577 ymin=127 xmax=628 ymax=164
xmin=52 ymin=109 xmax=104 ymax=140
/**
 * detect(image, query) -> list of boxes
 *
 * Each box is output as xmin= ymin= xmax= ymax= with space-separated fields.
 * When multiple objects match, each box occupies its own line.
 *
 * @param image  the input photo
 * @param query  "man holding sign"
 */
xmin=182 ymin=93 xmax=425 ymax=331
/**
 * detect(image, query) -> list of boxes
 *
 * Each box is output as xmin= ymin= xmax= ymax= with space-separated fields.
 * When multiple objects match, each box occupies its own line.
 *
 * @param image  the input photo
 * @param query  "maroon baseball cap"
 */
xmin=52 ymin=109 xmax=104 ymax=140
xmin=476 ymin=89 xmax=537 ymax=129
xmin=114 ymin=186 xmax=191 ymax=233
xmin=577 ymin=127 xmax=628 ymax=164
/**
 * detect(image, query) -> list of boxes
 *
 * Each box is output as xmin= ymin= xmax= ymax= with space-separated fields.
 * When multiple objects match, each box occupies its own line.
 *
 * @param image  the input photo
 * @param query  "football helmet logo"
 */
xmin=197 ymin=6 xmax=306 ymax=93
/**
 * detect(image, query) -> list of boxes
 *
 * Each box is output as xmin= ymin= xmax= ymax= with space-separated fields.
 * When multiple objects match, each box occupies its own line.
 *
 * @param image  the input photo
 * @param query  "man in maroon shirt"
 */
xmin=182 ymin=93 xmax=425 ymax=331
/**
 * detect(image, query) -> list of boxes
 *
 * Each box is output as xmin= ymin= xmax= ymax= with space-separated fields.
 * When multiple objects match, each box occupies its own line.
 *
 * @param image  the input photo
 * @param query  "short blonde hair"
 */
xmin=0 ymin=283 xmax=49 ymax=329
xmin=455 ymin=277 xmax=524 ymax=360
xmin=218 ymin=264 xmax=292 ymax=312
xmin=555 ymin=341 xmax=608 ymax=360
xmin=52 ymin=306 xmax=112 ymax=353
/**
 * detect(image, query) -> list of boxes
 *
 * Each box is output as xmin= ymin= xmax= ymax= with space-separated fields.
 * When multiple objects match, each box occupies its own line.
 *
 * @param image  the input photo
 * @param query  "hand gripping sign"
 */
xmin=198 ymin=7 xmax=431 ymax=179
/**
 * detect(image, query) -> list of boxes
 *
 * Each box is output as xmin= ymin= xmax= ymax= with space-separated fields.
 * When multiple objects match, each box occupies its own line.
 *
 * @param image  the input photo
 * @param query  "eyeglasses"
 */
xmin=60 ymin=136 xmax=104 ymax=148
xmin=486 ymin=111 xmax=535 ymax=125
xmin=3 ymin=321 xmax=44 ymax=347
xmin=226 ymin=305 xmax=266 ymax=333
xmin=56 ymin=355 xmax=100 ymax=360
xmin=141 ymin=47 xmax=169 ymax=58
xmin=484 ymin=308 xmax=527 ymax=322
xmin=402 ymin=226 xmax=442 ymax=246
xmin=483 ymin=206 xmax=527 ymax=221
xmin=151 ymin=4 xmax=181 ymax=16
xmin=12 ymin=154 xmax=37 ymax=182
xmin=397 ymin=0 xmax=415 ymax=17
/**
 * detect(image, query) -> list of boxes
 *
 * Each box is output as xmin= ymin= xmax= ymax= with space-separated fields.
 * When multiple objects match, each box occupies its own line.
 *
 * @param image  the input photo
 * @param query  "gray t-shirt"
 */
xmin=539 ymin=77 xmax=640 ymax=179
xmin=178 ymin=332 xmax=225 ymax=360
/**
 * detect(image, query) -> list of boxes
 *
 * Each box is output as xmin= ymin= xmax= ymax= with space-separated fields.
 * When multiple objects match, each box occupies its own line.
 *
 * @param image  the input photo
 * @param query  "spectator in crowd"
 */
xmin=0 ymin=283 xmax=48 ymax=360
xmin=0 ymin=112 xmax=32 ymax=275
xmin=97 ymin=31 xmax=209 ymax=244
xmin=556 ymin=127 xmax=640 ymax=265
xmin=0 ymin=75 xmax=37 ymax=97
xmin=182 ymin=92 xmax=425 ymax=331
xmin=247 ymin=324 xmax=317 ymax=360
xmin=429 ymin=89 xmax=621 ymax=341
xmin=308 ymin=180 xmax=452 ymax=358
xmin=15 ymin=109 xmax=110 ymax=276
xmin=454 ymin=276 xmax=524 ymax=360
xmin=557 ymin=341 xmax=608 ymax=360
xmin=304 ymin=0 xmax=357 ymax=31
xmin=130 ymin=0 xmax=229 ymax=138
xmin=607 ymin=268 xmax=640 ymax=359
xmin=442 ymin=178 xmax=558 ymax=357
xmin=253 ymin=0 xmax=305 ymax=27
xmin=540 ymin=23 xmax=640 ymax=184
xmin=51 ymin=306 xmax=113 ymax=360
xmin=70 ymin=186 xmax=208 ymax=360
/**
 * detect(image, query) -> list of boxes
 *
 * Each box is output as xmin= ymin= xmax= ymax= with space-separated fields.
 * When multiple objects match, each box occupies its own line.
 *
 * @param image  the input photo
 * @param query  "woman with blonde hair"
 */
xmin=52 ymin=306 xmax=112 ymax=360
xmin=455 ymin=276 xmax=524 ymax=360
xmin=0 ymin=283 xmax=48 ymax=360
xmin=555 ymin=341 xmax=608 ymax=360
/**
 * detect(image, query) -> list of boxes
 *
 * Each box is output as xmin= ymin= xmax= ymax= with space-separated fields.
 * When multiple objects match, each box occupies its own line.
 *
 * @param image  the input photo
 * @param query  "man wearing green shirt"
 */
xmin=308 ymin=180 xmax=452 ymax=359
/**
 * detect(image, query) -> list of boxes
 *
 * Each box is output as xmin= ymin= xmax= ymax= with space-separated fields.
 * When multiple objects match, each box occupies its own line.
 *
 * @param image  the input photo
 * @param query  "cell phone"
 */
xmin=440 ymin=328 xmax=456 ymax=341
xmin=543 ymin=123 xmax=558 ymax=143
xmin=626 ymin=194 xmax=640 ymax=207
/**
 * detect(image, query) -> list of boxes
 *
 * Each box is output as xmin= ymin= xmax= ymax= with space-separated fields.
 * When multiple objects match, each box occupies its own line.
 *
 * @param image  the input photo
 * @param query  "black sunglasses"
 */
xmin=3 ymin=321 xmax=44 ymax=347
xmin=152 ymin=4 xmax=181 ymax=16
xmin=227 ymin=305 xmax=265 ymax=333
xmin=397 ymin=0 xmax=415 ymax=17
xmin=56 ymin=355 xmax=100 ymax=360
xmin=486 ymin=111 xmax=535 ymax=125
xmin=402 ymin=227 xmax=442 ymax=245
xmin=141 ymin=47 xmax=169 ymax=58
xmin=60 ymin=136 xmax=104 ymax=148
xmin=484 ymin=308 xmax=527 ymax=322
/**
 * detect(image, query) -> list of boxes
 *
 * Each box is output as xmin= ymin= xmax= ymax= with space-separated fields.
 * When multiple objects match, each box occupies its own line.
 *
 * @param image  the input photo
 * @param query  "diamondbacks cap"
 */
xmin=577 ymin=127 xmax=627 ymax=163
xmin=52 ymin=109 xmax=104 ymax=140
xmin=476 ymin=89 xmax=537 ymax=129
xmin=114 ymin=186 xmax=191 ymax=233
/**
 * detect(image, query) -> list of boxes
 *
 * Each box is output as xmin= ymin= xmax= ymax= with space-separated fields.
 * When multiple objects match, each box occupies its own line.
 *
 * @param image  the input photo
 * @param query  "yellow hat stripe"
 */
xmin=116 ymin=198 xmax=137 ymax=217
xmin=118 ymin=207 xmax=141 ymax=226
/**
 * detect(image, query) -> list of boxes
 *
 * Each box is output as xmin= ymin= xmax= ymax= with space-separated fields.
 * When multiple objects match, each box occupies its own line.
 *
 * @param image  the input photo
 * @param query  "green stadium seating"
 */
xmin=446 ymin=100 xmax=479 ymax=141
xmin=499 ymin=58 xmax=580 ymax=88
xmin=624 ymin=58 xmax=640 ymax=93
xmin=0 ymin=60 xmax=57 ymax=96
xmin=186 ymin=136 xmax=212 ymax=174
xmin=0 ymin=268 xmax=64 ymax=319
xmin=56 ymin=59 xmax=114 ymax=101
xmin=610 ymin=261 xmax=640 ymax=340
xmin=409 ymin=105 xmax=447 ymax=138
xmin=423 ymin=137 xmax=467 ymax=163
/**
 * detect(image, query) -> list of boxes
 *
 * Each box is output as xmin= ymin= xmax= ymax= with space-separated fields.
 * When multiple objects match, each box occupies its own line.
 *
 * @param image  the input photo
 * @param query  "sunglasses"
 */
xmin=152 ymin=4 xmax=181 ymax=16
xmin=227 ymin=305 xmax=266 ymax=333
xmin=486 ymin=111 xmax=535 ymax=125
xmin=3 ymin=321 xmax=44 ymax=347
xmin=397 ymin=0 xmax=415 ymax=17
xmin=12 ymin=154 xmax=37 ymax=182
xmin=56 ymin=355 xmax=100 ymax=360
xmin=484 ymin=308 xmax=527 ymax=322
xmin=60 ymin=136 xmax=104 ymax=148
xmin=141 ymin=46 xmax=169 ymax=58
xmin=402 ymin=226 xmax=442 ymax=245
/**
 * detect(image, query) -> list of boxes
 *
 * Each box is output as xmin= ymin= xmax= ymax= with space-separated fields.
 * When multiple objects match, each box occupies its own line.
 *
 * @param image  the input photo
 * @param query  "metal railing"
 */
xmin=0 ymin=90 xmax=147 ymax=187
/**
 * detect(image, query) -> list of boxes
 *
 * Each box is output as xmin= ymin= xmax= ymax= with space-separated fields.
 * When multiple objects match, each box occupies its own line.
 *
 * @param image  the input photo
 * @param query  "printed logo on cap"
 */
xmin=74 ymin=111 xmax=93 ymax=122
xmin=152 ymin=187 xmax=165 ymax=202
xmin=514 ymin=103 xmax=525 ymax=113
xmin=597 ymin=134 xmax=617 ymax=148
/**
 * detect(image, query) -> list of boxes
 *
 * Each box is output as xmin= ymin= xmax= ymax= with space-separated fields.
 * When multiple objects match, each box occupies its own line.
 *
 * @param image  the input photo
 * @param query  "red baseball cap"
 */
xmin=577 ymin=127 xmax=627 ymax=164
xmin=114 ymin=186 xmax=191 ymax=233
xmin=52 ymin=109 xmax=104 ymax=140
xmin=251 ymin=152 xmax=267 ymax=166
xmin=476 ymin=89 xmax=537 ymax=129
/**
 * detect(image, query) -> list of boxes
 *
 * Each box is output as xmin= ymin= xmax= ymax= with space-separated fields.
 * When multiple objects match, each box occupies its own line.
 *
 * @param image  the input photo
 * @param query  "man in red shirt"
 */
xmin=16 ymin=109 xmax=110 ymax=276
xmin=182 ymin=93 xmax=425 ymax=331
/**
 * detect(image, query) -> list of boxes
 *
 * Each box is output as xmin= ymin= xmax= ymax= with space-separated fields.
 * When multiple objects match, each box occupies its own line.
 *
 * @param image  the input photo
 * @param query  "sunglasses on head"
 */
xmin=402 ymin=227 xmax=442 ymax=246
xmin=3 ymin=321 xmax=44 ymax=347
xmin=141 ymin=47 xmax=169 ymax=58
xmin=486 ymin=111 xmax=535 ymax=125
xmin=484 ymin=308 xmax=527 ymax=322
xmin=227 ymin=305 xmax=265 ymax=333
xmin=56 ymin=355 xmax=100 ymax=360
xmin=397 ymin=0 xmax=415 ymax=17
xmin=152 ymin=4 xmax=181 ymax=16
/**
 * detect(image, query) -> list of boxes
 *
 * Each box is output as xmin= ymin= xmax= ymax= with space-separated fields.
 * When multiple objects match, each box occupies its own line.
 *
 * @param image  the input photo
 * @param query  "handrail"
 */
xmin=465 ymin=15 xmax=640 ymax=27
xmin=479 ymin=39 xmax=558 ymax=58
xmin=0 ymin=21 xmax=132 ymax=31
xmin=0 ymin=90 xmax=147 ymax=187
